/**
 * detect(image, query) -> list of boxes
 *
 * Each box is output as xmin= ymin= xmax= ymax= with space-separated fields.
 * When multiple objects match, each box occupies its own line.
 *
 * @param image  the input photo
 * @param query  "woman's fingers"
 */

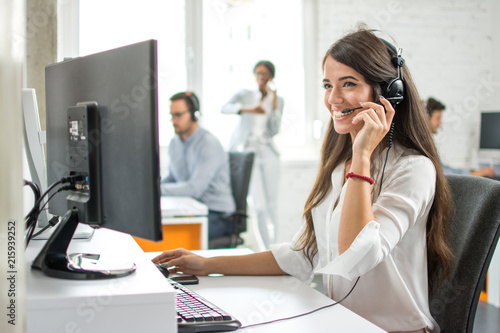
xmin=350 ymin=98 xmax=397 ymax=155
xmin=353 ymin=98 xmax=394 ymax=131
xmin=168 ymin=253 xmax=208 ymax=275
xmin=152 ymin=248 xmax=190 ymax=264
xmin=378 ymin=97 xmax=396 ymax=125
xmin=352 ymin=108 xmax=381 ymax=128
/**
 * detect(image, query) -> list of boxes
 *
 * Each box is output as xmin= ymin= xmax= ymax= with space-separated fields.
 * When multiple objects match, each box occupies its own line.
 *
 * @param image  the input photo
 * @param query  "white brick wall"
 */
xmin=275 ymin=159 xmax=318 ymax=243
xmin=316 ymin=0 xmax=499 ymax=169
xmin=274 ymin=0 xmax=500 ymax=244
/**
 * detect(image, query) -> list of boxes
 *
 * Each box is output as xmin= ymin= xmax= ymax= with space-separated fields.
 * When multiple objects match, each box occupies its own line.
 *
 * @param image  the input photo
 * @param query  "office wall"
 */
xmin=317 ymin=0 xmax=499 ymax=168
xmin=0 ymin=1 xmax=26 ymax=332
xmin=273 ymin=0 xmax=500 ymax=245
xmin=26 ymin=0 xmax=58 ymax=131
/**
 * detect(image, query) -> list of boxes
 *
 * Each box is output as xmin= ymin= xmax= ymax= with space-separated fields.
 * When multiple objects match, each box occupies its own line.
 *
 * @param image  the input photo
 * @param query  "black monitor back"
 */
xmin=45 ymin=40 xmax=162 ymax=241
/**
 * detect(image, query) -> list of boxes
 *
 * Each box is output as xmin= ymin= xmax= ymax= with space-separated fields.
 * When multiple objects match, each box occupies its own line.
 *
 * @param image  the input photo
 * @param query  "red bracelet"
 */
xmin=345 ymin=172 xmax=374 ymax=185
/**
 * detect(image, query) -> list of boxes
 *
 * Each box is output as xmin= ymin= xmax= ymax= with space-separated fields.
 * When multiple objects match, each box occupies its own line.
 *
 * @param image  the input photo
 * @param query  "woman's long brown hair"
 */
xmin=293 ymin=27 xmax=454 ymax=288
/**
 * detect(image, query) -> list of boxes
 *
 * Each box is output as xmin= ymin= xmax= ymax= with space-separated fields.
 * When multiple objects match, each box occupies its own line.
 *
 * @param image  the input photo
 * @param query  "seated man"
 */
xmin=161 ymin=92 xmax=235 ymax=242
xmin=426 ymin=97 xmax=496 ymax=177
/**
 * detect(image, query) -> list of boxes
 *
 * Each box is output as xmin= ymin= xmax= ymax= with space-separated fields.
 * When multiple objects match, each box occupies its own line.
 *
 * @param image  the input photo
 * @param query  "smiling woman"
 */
xmin=322 ymin=59 xmax=375 ymax=134
xmin=290 ymin=28 xmax=454 ymax=332
xmin=151 ymin=26 xmax=456 ymax=333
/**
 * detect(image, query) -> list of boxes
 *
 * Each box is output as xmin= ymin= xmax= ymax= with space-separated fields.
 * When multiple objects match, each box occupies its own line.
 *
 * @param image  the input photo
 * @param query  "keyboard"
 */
xmin=168 ymin=278 xmax=241 ymax=332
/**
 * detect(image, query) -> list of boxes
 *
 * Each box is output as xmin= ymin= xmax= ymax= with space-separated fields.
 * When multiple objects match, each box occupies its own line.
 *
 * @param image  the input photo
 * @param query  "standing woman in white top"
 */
xmin=154 ymin=27 xmax=454 ymax=332
xmin=221 ymin=60 xmax=285 ymax=248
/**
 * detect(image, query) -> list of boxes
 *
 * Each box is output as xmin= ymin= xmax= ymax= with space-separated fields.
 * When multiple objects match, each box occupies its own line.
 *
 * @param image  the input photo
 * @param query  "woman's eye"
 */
xmin=343 ymin=81 xmax=356 ymax=88
xmin=322 ymin=83 xmax=332 ymax=90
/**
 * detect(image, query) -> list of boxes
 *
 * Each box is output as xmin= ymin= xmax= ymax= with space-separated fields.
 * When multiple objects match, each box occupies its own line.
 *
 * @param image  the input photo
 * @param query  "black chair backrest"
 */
xmin=208 ymin=151 xmax=254 ymax=249
xmin=429 ymin=175 xmax=500 ymax=332
xmin=228 ymin=151 xmax=255 ymax=227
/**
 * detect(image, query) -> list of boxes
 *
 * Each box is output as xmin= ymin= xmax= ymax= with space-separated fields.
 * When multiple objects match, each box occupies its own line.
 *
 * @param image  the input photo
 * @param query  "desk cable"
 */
xmin=24 ymin=175 xmax=82 ymax=247
xmin=240 ymin=276 xmax=360 ymax=329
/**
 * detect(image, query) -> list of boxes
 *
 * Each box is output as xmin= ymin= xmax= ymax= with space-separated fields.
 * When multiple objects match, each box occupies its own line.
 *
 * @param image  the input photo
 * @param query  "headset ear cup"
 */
xmin=191 ymin=96 xmax=199 ymax=113
xmin=381 ymin=78 xmax=404 ymax=106
xmin=185 ymin=92 xmax=200 ymax=121
xmin=192 ymin=110 xmax=200 ymax=122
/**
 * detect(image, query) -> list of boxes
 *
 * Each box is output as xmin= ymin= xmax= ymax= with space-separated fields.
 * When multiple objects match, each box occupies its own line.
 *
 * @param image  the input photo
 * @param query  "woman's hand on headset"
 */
xmin=350 ymin=96 xmax=395 ymax=159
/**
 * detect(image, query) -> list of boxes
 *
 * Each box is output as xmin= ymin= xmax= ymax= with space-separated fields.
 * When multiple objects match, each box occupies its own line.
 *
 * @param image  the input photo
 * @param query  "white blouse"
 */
xmin=270 ymin=143 xmax=439 ymax=332
xmin=221 ymin=88 xmax=284 ymax=154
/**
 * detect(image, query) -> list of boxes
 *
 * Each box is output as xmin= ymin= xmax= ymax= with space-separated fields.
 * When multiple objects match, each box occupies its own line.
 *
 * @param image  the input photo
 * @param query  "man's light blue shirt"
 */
xmin=161 ymin=127 xmax=235 ymax=213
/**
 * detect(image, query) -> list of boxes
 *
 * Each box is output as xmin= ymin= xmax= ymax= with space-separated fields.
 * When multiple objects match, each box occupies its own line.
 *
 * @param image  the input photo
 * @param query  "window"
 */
xmin=200 ymin=0 xmax=305 ymax=152
xmin=79 ymin=0 xmax=186 ymax=147
xmin=74 ymin=0 xmax=315 ymax=160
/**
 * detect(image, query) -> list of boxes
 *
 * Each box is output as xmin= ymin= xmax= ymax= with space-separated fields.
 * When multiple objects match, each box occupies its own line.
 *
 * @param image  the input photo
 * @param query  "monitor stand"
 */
xmin=32 ymin=208 xmax=136 ymax=280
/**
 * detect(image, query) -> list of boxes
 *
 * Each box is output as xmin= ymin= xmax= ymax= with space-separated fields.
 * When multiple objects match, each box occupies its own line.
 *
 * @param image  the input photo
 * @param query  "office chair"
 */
xmin=209 ymin=151 xmax=255 ymax=249
xmin=428 ymin=175 xmax=500 ymax=333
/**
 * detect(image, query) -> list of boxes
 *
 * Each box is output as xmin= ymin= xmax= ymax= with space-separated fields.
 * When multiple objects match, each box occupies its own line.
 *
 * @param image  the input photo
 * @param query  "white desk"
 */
xmin=26 ymin=228 xmax=176 ymax=333
xmin=148 ymin=250 xmax=386 ymax=332
xmin=27 ymin=234 xmax=384 ymax=333
xmin=191 ymin=275 xmax=385 ymax=332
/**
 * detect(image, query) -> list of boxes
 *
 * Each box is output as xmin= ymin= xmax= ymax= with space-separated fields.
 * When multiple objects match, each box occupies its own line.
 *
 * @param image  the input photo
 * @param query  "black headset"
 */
xmin=379 ymin=39 xmax=405 ymax=107
xmin=185 ymin=91 xmax=200 ymax=121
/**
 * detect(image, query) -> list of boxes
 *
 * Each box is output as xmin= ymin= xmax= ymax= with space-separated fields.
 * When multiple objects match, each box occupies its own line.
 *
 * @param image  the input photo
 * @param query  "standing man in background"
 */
xmin=162 ymin=92 xmax=236 ymax=244
xmin=221 ymin=60 xmax=284 ymax=249
xmin=426 ymin=97 xmax=496 ymax=177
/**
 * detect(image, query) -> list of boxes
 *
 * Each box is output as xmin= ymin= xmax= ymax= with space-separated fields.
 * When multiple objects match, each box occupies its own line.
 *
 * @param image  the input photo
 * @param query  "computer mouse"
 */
xmin=155 ymin=262 xmax=170 ymax=278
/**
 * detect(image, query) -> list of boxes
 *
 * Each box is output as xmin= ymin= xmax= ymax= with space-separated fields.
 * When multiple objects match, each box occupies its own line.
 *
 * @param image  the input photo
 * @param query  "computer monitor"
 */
xmin=32 ymin=40 xmax=162 ymax=279
xmin=22 ymin=88 xmax=49 ymax=227
xmin=480 ymin=112 xmax=500 ymax=150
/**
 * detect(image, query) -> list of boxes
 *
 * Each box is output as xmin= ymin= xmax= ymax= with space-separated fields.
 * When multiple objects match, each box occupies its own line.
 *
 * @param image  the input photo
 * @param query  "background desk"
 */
xmin=26 ymin=229 xmax=176 ymax=333
xmin=134 ymin=196 xmax=209 ymax=251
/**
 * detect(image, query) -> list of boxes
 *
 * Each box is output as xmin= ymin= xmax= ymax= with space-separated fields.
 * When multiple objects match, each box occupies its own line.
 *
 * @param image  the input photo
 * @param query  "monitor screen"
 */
xmin=32 ymin=40 xmax=162 ymax=279
xmin=480 ymin=112 xmax=500 ymax=150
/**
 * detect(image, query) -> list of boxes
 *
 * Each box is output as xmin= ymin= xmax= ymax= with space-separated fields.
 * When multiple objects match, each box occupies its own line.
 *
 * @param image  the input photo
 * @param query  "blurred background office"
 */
xmin=23 ymin=0 xmax=500 ymax=250
xmin=2 ymin=1 xmax=497 ymax=331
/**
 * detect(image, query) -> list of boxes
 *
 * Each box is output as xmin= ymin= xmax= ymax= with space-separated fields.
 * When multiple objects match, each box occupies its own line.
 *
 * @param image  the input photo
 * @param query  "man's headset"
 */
xmin=342 ymin=39 xmax=405 ymax=114
xmin=185 ymin=91 xmax=200 ymax=121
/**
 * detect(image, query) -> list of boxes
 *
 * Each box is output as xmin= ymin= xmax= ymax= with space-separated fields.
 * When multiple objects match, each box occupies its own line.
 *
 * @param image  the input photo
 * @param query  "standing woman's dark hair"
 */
xmin=295 ymin=27 xmax=454 ymax=288
xmin=253 ymin=60 xmax=275 ymax=78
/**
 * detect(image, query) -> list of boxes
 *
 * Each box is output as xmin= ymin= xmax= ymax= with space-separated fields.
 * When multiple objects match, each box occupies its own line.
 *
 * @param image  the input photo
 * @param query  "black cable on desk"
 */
xmin=24 ymin=179 xmax=42 ymax=246
xmin=240 ymin=276 xmax=361 ymax=329
xmin=24 ymin=176 xmax=80 ymax=247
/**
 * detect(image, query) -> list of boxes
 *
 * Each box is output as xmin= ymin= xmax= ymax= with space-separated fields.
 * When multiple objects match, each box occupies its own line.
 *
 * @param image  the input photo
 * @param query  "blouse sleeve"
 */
xmin=221 ymin=90 xmax=246 ymax=115
xmin=316 ymin=156 xmax=436 ymax=280
xmin=269 ymin=223 xmax=318 ymax=284
xmin=266 ymin=96 xmax=284 ymax=137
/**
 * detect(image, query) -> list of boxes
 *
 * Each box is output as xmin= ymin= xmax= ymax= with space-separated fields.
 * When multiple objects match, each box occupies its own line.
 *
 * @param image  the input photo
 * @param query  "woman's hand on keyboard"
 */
xmin=153 ymin=249 xmax=285 ymax=276
xmin=152 ymin=248 xmax=210 ymax=276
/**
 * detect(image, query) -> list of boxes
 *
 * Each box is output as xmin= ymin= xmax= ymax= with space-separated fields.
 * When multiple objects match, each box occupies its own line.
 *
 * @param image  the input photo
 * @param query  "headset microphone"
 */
xmin=341 ymin=106 xmax=362 ymax=114
xmin=341 ymin=100 xmax=385 ymax=114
